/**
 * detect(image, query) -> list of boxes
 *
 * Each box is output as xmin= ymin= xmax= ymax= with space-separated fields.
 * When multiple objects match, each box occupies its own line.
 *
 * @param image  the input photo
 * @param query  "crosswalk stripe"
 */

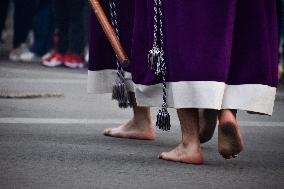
xmin=0 ymin=118 xmax=283 ymax=127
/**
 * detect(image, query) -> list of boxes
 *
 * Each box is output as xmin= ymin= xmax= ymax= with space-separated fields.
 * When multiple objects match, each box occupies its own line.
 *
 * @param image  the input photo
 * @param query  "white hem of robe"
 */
xmin=88 ymin=70 xmax=276 ymax=115
xmin=87 ymin=70 xmax=134 ymax=93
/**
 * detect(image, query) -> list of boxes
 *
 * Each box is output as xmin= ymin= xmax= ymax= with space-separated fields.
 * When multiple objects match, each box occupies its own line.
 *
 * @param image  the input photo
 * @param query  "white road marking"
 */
xmin=0 ymin=118 xmax=128 ymax=125
xmin=0 ymin=67 xmax=87 ymax=79
xmin=0 ymin=118 xmax=283 ymax=127
xmin=238 ymin=121 xmax=284 ymax=127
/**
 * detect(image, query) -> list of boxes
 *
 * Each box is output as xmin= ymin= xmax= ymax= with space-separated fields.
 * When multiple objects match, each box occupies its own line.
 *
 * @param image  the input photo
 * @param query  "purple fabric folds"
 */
xmin=89 ymin=0 xmax=278 ymax=87
xmin=88 ymin=0 xmax=278 ymax=114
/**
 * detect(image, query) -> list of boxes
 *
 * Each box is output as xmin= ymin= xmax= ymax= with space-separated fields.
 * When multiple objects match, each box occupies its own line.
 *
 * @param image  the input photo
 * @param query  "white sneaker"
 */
xmin=20 ymin=51 xmax=40 ymax=62
xmin=9 ymin=44 xmax=29 ymax=62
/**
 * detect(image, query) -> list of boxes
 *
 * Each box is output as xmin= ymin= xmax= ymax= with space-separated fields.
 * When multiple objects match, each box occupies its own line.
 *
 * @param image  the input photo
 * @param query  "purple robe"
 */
xmin=88 ymin=0 xmax=278 ymax=115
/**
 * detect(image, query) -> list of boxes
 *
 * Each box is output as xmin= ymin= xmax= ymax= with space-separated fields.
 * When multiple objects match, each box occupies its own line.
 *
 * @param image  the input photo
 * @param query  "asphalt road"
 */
xmin=0 ymin=60 xmax=283 ymax=189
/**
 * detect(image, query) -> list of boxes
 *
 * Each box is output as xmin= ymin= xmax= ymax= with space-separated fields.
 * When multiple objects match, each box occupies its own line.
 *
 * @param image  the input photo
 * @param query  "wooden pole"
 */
xmin=89 ymin=0 xmax=130 ymax=67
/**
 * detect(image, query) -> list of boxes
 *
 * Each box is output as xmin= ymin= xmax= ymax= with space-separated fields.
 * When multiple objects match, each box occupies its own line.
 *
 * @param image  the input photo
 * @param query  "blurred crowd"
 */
xmin=0 ymin=0 xmax=89 ymax=69
xmin=0 ymin=0 xmax=284 ymax=81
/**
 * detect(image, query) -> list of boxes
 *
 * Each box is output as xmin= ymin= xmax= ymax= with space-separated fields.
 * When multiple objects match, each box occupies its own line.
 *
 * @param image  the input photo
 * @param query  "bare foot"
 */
xmin=199 ymin=109 xmax=218 ymax=144
xmin=103 ymin=118 xmax=155 ymax=140
xmin=159 ymin=143 xmax=204 ymax=164
xmin=160 ymin=109 xmax=203 ymax=164
xmin=218 ymin=110 xmax=244 ymax=159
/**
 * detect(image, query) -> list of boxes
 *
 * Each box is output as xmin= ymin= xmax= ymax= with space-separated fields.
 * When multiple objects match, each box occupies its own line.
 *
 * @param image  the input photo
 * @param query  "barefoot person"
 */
xmin=88 ymin=0 xmax=278 ymax=164
xmin=87 ymin=0 xmax=217 ymax=143
xmin=103 ymin=96 xmax=217 ymax=142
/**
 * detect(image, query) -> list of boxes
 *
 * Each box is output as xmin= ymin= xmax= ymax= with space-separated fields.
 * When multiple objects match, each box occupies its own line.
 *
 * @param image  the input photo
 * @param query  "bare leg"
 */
xmin=159 ymin=109 xmax=204 ymax=164
xmin=218 ymin=109 xmax=244 ymax=159
xmin=199 ymin=109 xmax=218 ymax=144
xmin=103 ymin=93 xmax=155 ymax=140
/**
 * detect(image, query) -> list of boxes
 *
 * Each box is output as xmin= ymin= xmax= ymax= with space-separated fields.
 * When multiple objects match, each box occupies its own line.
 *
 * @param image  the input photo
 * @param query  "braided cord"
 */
xmin=109 ymin=0 xmax=124 ymax=72
xmin=156 ymin=0 xmax=167 ymax=108
xmin=109 ymin=0 xmax=119 ymax=37
xmin=153 ymin=0 xmax=159 ymax=48
xmin=108 ymin=0 xmax=132 ymax=108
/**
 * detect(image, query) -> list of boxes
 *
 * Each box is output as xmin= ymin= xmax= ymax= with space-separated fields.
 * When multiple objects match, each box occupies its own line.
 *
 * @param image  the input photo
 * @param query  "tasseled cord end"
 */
xmin=148 ymin=46 xmax=171 ymax=131
xmin=112 ymin=70 xmax=132 ymax=108
xmin=148 ymin=46 xmax=162 ymax=72
xmin=156 ymin=107 xmax=171 ymax=131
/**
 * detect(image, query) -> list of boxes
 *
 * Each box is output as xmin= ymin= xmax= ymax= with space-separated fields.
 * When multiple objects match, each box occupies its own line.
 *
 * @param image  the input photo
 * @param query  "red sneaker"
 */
xmin=64 ymin=53 xmax=84 ymax=69
xmin=42 ymin=51 xmax=64 ymax=67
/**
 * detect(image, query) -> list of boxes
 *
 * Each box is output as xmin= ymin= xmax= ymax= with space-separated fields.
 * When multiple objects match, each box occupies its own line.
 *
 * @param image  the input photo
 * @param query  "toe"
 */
xmin=103 ymin=128 xmax=112 ymax=136
xmin=232 ymin=154 xmax=238 ymax=158
xmin=220 ymin=152 xmax=239 ymax=159
xmin=220 ymin=153 xmax=231 ymax=159
xmin=159 ymin=152 xmax=168 ymax=160
xmin=159 ymin=152 xmax=165 ymax=159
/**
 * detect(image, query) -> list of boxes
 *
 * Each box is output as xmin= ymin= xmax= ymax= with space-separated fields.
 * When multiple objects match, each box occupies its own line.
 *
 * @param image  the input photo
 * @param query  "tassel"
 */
xmin=156 ymin=80 xmax=171 ymax=131
xmin=148 ymin=0 xmax=171 ymax=131
xmin=148 ymin=46 xmax=162 ymax=72
xmin=112 ymin=71 xmax=132 ymax=108
xmin=156 ymin=107 xmax=171 ymax=131
xmin=108 ymin=0 xmax=132 ymax=109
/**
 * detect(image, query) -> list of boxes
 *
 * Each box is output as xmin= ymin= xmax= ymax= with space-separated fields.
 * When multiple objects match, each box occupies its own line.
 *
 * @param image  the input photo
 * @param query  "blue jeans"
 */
xmin=55 ymin=0 xmax=86 ymax=55
xmin=13 ymin=0 xmax=36 ymax=48
xmin=30 ymin=0 xmax=55 ymax=56
xmin=0 ymin=0 xmax=9 ymax=41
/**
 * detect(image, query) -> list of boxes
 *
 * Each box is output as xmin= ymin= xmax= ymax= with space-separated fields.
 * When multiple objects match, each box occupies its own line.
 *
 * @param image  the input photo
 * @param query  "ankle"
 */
xmin=130 ymin=117 xmax=153 ymax=129
xmin=218 ymin=109 xmax=237 ymax=123
xmin=181 ymin=138 xmax=200 ymax=148
xmin=133 ymin=114 xmax=152 ymax=124
xmin=219 ymin=109 xmax=237 ymax=116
